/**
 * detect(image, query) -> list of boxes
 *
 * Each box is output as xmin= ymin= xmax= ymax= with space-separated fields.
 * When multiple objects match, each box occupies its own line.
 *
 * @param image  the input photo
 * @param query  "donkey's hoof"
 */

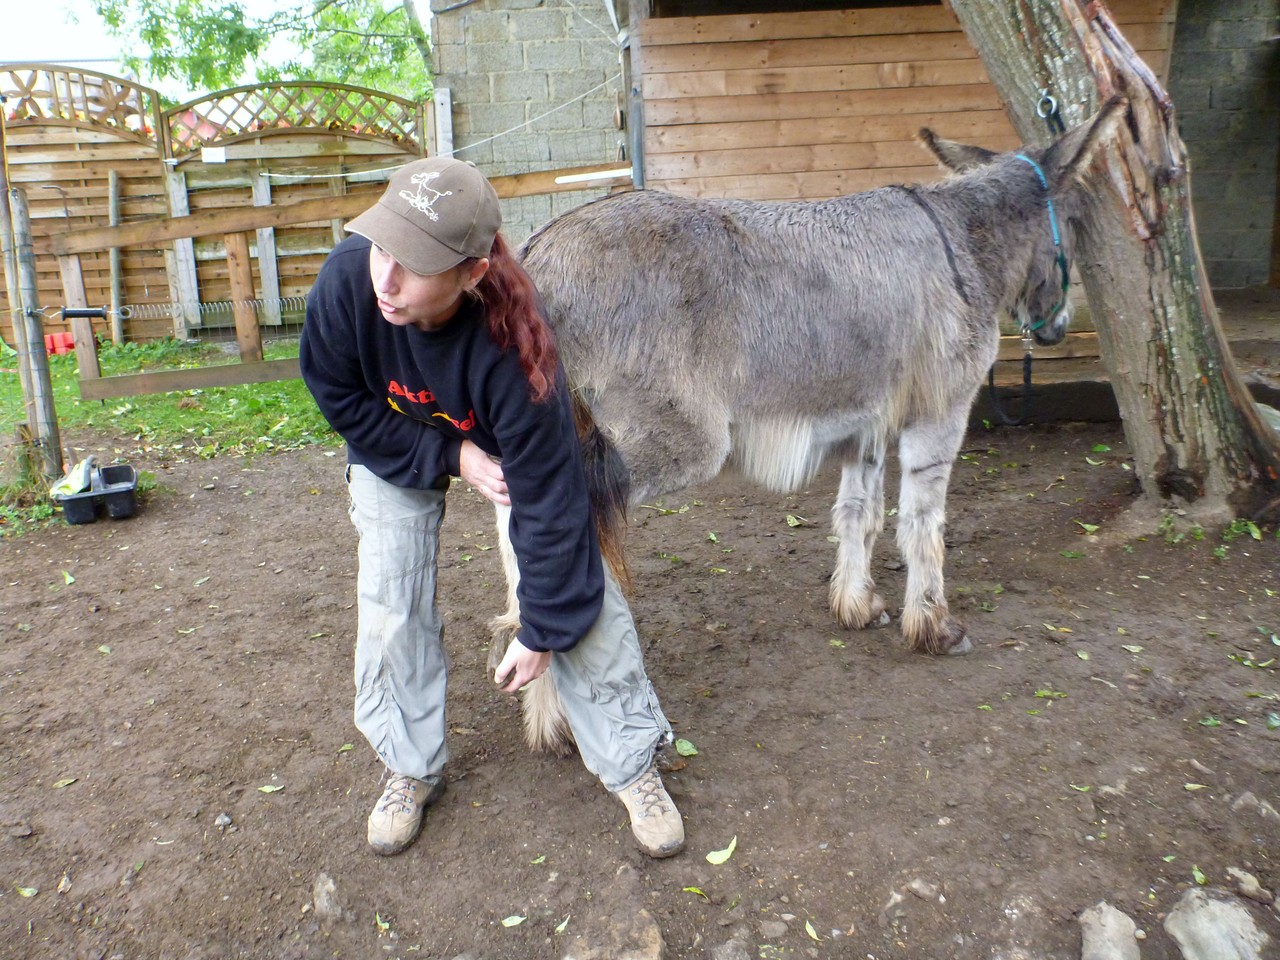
xmin=906 ymin=616 xmax=970 ymax=656
xmin=946 ymin=634 xmax=974 ymax=656
xmin=486 ymin=619 xmax=521 ymax=673
xmin=831 ymin=590 xmax=888 ymax=630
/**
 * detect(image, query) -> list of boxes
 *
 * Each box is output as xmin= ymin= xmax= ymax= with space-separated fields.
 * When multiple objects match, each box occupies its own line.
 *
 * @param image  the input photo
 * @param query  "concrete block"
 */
xmin=1227 ymin=110 xmax=1280 ymax=144
xmin=435 ymin=73 xmax=493 ymax=103
xmin=1206 ymin=258 xmax=1265 ymax=289
xmin=1173 ymin=51 xmax=1228 ymax=79
xmin=508 ymin=8 xmax=571 ymax=41
xmin=1177 ymin=109 xmax=1237 ymax=142
xmin=492 ymin=133 xmax=552 ymax=165
xmin=457 ymin=11 xmax=511 ymax=43
xmin=549 ymin=128 xmax=611 ymax=164
xmin=464 ymin=101 xmax=528 ymax=133
xmin=451 ymin=140 xmax=494 ymax=165
xmin=581 ymin=95 xmax=622 ymax=130
xmin=1232 ymin=47 xmax=1280 ymax=80
xmin=1210 ymin=18 xmax=1271 ymax=50
xmin=1187 ymin=174 xmax=1230 ymax=203
xmin=434 ymin=44 xmax=468 ymax=77
xmin=1210 ymin=79 xmax=1277 ymax=112
xmin=1167 ymin=79 xmax=1213 ymax=111
xmin=525 ymin=40 xmax=585 ymax=71
xmin=1171 ymin=19 xmax=1213 ymax=53
xmin=467 ymin=41 xmax=524 ymax=74
xmin=550 ymin=69 xmax=614 ymax=99
xmin=550 ymin=188 xmax=606 ymax=219
xmin=492 ymin=71 xmax=549 ymax=102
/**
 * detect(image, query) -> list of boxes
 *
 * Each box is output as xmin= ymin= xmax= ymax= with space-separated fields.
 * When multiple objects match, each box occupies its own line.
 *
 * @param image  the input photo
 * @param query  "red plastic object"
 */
xmin=43 ymin=332 xmax=75 ymax=354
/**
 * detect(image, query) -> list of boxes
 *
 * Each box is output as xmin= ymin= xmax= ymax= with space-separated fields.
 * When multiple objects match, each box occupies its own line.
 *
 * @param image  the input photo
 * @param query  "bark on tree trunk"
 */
xmin=948 ymin=0 xmax=1280 ymax=520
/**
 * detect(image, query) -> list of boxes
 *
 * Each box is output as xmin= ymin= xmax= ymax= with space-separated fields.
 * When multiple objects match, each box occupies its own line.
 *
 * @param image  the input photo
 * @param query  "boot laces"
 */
xmin=377 ymin=775 xmax=418 ymax=814
xmin=630 ymin=770 xmax=671 ymax=818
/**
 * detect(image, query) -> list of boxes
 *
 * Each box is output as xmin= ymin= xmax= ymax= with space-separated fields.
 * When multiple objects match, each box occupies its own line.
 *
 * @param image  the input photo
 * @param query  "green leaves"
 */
xmin=706 ymin=836 xmax=737 ymax=864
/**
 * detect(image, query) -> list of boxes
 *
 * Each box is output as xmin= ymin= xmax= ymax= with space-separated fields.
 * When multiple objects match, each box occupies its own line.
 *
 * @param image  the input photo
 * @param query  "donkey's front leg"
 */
xmin=896 ymin=414 xmax=973 ymax=656
xmin=829 ymin=432 xmax=890 ymax=629
xmin=487 ymin=503 xmax=575 ymax=755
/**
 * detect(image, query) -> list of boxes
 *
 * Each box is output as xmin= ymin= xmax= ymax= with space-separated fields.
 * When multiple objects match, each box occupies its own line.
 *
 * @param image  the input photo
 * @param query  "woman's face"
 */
xmin=368 ymin=244 xmax=489 ymax=331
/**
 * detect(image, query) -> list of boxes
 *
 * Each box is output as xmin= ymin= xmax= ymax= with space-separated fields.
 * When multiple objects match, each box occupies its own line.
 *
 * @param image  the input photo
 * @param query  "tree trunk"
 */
xmin=948 ymin=0 xmax=1280 ymax=521
xmin=398 ymin=0 xmax=435 ymax=78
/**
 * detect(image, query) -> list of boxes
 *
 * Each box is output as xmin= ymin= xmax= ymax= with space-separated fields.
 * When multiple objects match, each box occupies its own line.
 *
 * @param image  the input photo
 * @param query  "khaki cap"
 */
xmin=345 ymin=157 xmax=501 ymax=276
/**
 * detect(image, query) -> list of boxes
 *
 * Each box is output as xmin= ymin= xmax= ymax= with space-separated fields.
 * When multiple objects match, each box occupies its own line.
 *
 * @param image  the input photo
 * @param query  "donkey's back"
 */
xmin=523 ymin=188 xmax=990 ymax=440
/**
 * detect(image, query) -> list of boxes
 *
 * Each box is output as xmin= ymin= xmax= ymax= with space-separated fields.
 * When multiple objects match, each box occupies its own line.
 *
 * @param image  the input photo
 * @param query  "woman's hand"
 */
xmin=494 ymin=636 xmax=552 ymax=693
xmin=459 ymin=439 xmax=509 ymax=505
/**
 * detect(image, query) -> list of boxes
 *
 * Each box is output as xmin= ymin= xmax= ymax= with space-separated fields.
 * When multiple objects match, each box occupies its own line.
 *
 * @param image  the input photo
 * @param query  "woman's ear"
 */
xmin=464 ymin=257 xmax=491 ymax=291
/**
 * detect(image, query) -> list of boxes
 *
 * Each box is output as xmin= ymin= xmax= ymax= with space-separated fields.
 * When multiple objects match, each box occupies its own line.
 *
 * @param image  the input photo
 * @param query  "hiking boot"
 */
xmin=367 ymin=773 xmax=445 ymax=856
xmin=615 ymin=766 xmax=684 ymax=858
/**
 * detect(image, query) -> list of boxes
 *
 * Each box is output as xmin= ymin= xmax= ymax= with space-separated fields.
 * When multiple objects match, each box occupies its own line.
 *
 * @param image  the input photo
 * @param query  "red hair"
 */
xmin=470 ymin=233 xmax=559 ymax=403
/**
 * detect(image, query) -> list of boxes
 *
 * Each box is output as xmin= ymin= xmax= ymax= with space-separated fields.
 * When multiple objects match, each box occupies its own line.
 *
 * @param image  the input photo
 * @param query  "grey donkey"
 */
xmin=490 ymin=97 xmax=1128 ymax=754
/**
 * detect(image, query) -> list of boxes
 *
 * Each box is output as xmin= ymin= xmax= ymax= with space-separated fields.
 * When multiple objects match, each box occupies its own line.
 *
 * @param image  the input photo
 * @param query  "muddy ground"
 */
xmin=2 ymin=414 xmax=1279 ymax=960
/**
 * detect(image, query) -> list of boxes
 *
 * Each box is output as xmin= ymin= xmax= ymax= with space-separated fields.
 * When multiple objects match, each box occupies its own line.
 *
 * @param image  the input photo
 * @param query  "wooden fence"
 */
xmin=1 ymin=66 xmax=429 ymax=346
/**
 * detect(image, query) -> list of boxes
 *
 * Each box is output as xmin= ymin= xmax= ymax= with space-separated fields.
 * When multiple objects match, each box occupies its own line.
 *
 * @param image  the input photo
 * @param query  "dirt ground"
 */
xmin=2 ymin=411 xmax=1279 ymax=959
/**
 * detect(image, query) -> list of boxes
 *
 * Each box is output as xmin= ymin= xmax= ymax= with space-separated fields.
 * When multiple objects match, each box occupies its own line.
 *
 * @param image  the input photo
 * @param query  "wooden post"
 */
xmin=431 ymin=88 xmax=453 ymax=159
xmin=163 ymin=168 xmax=201 ymax=337
xmin=11 ymin=188 xmax=64 ymax=481
xmin=108 ymin=170 xmax=124 ymax=345
xmin=224 ymin=231 xmax=262 ymax=362
xmin=250 ymin=170 xmax=282 ymax=325
xmin=58 ymin=254 xmax=103 ymax=381
xmin=0 ymin=100 xmax=36 ymax=408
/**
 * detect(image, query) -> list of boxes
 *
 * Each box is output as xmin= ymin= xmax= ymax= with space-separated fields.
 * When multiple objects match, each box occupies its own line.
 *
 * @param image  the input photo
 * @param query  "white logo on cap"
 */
xmin=399 ymin=171 xmax=453 ymax=222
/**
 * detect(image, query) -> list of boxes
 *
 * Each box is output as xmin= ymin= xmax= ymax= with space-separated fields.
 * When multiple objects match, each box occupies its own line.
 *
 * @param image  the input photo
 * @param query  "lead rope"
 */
xmin=984 ymin=89 xmax=1068 ymax=428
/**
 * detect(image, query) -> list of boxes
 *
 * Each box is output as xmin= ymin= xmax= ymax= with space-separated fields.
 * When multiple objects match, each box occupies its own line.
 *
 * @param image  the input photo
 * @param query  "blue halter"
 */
xmin=1012 ymin=153 xmax=1070 ymax=333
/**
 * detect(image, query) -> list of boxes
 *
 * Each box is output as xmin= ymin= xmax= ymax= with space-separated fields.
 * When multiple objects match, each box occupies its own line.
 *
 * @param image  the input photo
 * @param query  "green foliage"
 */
xmin=92 ymin=0 xmax=432 ymax=101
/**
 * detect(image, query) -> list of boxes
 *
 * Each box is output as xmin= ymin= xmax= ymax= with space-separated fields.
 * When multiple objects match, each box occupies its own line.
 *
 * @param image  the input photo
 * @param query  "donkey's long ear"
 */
xmin=1042 ymin=95 xmax=1129 ymax=186
xmin=919 ymin=128 xmax=1000 ymax=173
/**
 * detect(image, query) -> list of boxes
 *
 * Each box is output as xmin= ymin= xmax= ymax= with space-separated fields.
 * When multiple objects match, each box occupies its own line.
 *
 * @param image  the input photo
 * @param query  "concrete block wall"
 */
xmin=1167 ymin=0 xmax=1279 ymax=288
xmin=428 ymin=0 xmax=626 ymax=245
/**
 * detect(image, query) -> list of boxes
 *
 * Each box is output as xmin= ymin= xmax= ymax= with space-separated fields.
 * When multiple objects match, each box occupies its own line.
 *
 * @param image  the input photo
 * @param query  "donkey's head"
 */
xmin=919 ymin=97 xmax=1127 ymax=345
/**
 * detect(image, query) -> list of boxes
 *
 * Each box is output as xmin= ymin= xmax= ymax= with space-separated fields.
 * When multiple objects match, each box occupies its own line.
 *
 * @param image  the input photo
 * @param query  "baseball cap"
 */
xmin=345 ymin=157 xmax=501 ymax=276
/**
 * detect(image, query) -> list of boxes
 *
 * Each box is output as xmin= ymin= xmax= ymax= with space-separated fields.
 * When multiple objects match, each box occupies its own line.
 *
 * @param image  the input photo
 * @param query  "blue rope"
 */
xmin=1012 ymin=153 xmax=1071 ymax=333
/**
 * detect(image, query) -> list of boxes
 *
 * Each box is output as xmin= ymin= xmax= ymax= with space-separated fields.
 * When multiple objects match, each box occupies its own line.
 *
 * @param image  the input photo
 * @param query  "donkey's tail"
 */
xmin=571 ymin=390 xmax=632 ymax=592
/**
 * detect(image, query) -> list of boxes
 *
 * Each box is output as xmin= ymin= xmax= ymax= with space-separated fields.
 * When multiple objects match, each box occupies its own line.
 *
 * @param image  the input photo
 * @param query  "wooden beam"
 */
xmin=224 ymin=232 xmax=263 ymax=362
xmin=39 ymin=163 xmax=634 ymax=255
xmin=251 ymin=173 xmax=283 ymax=325
xmin=78 ymin=357 xmax=302 ymax=401
xmin=56 ymin=255 xmax=103 ymax=381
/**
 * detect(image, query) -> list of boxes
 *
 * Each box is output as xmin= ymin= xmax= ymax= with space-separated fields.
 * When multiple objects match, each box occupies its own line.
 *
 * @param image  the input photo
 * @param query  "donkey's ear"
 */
xmin=1042 ymin=95 xmax=1129 ymax=186
xmin=919 ymin=128 xmax=1000 ymax=173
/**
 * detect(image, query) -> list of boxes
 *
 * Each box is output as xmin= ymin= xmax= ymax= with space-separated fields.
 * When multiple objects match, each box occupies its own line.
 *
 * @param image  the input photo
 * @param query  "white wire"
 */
xmin=262 ymin=71 xmax=624 ymax=179
xmin=449 ymin=73 xmax=621 ymax=158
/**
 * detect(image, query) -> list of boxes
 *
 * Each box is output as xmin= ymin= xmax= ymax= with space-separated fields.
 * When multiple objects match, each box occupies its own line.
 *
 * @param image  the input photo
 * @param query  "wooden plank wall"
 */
xmin=635 ymin=1 xmax=1174 ymax=201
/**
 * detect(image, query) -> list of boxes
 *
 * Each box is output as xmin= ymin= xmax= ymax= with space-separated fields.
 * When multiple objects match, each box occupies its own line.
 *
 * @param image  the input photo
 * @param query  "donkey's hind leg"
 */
xmin=487 ymin=503 xmax=575 ymax=756
xmin=829 ymin=429 xmax=891 ymax=629
xmin=896 ymin=409 xmax=973 ymax=656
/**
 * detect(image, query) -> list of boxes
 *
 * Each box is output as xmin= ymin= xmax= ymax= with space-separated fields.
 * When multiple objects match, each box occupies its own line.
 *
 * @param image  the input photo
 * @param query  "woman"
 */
xmin=299 ymin=156 xmax=684 ymax=859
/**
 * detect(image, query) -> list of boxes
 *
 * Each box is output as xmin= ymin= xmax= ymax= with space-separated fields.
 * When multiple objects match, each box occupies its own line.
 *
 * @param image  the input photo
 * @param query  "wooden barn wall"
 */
xmin=634 ymin=1 xmax=1174 ymax=202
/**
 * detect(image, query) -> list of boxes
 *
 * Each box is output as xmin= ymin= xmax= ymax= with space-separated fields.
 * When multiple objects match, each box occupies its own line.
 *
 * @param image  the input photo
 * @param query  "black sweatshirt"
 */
xmin=299 ymin=234 xmax=603 ymax=653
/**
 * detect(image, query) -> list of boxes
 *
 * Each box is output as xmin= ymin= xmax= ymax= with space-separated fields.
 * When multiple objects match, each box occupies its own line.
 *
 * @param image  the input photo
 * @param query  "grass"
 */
xmin=1 ymin=337 xmax=338 ymax=537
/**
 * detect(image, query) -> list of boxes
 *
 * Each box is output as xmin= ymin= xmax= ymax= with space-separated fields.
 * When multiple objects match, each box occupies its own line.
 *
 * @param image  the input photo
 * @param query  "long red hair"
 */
xmin=469 ymin=233 xmax=559 ymax=403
